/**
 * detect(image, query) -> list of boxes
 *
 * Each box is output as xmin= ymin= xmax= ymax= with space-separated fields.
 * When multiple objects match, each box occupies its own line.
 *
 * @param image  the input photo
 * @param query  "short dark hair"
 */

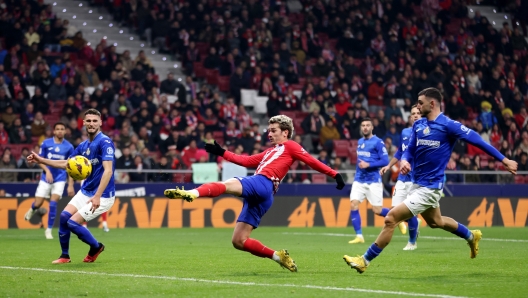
xmin=53 ymin=122 xmax=66 ymax=129
xmin=418 ymin=87 xmax=443 ymax=103
xmin=361 ymin=117 xmax=373 ymax=125
xmin=84 ymin=108 xmax=101 ymax=117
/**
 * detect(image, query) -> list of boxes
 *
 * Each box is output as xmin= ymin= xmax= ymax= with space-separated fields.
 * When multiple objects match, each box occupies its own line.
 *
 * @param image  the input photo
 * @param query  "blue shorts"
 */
xmin=235 ymin=174 xmax=274 ymax=228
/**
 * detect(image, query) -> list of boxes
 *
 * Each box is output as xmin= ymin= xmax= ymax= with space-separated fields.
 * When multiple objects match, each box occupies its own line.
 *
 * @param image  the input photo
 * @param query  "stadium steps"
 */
xmin=468 ymin=4 xmax=528 ymax=43
xmin=45 ymin=0 xmax=186 ymax=80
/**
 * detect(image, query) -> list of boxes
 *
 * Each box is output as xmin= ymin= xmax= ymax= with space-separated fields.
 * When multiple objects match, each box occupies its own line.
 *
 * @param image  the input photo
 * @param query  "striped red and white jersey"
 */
xmin=222 ymin=140 xmax=338 ymax=193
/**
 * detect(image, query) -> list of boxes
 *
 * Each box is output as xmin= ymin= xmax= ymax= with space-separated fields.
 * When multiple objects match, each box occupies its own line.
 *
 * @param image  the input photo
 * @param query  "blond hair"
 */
xmin=269 ymin=115 xmax=294 ymax=139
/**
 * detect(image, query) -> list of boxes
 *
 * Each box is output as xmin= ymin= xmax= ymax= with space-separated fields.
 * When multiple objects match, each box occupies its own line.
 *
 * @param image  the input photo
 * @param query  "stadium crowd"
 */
xmin=0 ymin=0 xmax=528 ymax=185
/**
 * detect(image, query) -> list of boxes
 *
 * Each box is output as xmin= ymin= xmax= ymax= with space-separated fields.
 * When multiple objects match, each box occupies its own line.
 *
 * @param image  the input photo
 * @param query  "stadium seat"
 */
xmin=514 ymin=176 xmax=524 ymax=184
xmin=333 ymin=140 xmax=350 ymax=158
xmin=350 ymin=139 xmax=359 ymax=149
xmin=212 ymin=131 xmax=224 ymax=145
xmin=280 ymin=111 xmax=297 ymax=119
xmin=193 ymin=62 xmax=206 ymax=78
xmin=217 ymin=76 xmax=230 ymax=92
xmin=205 ymin=69 xmax=219 ymax=85
xmin=312 ymin=174 xmax=327 ymax=184
xmin=348 ymin=147 xmax=358 ymax=165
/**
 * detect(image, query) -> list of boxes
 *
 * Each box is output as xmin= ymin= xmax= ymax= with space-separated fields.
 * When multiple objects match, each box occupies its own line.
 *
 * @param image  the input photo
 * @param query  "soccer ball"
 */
xmin=66 ymin=156 xmax=92 ymax=180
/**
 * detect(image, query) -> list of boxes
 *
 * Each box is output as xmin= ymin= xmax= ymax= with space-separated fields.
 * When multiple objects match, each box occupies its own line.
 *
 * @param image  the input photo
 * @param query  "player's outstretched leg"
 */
xmin=376 ymin=207 xmax=407 ymax=234
xmin=52 ymin=211 xmax=72 ymax=264
xmin=101 ymin=212 xmax=109 ymax=232
xmin=233 ymin=222 xmax=297 ymax=272
xmin=164 ymin=182 xmax=227 ymax=202
xmin=24 ymin=197 xmax=45 ymax=221
xmin=403 ymin=216 xmax=420 ymax=250
xmin=65 ymin=214 xmax=105 ymax=263
xmin=421 ymin=208 xmax=482 ymax=258
xmin=344 ymin=203 xmax=413 ymax=273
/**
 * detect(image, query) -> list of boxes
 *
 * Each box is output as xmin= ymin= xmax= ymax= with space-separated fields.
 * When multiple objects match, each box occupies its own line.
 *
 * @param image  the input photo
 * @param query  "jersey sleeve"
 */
xmin=368 ymin=140 xmax=389 ymax=168
xmin=287 ymin=141 xmax=338 ymax=178
xmin=447 ymin=120 xmax=505 ymax=161
xmin=394 ymin=131 xmax=405 ymax=160
xmin=223 ymin=150 xmax=267 ymax=168
xmin=67 ymin=145 xmax=75 ymax=159
xmin=401 ymin=123 xmax=417 ymax=163
xmin=69 ymin=144 xmax=82 ymax=158
xmin=39 ymin=142 xmax=47 ymax=158
xmin=100 ymin=139 xmax=116 ymax=161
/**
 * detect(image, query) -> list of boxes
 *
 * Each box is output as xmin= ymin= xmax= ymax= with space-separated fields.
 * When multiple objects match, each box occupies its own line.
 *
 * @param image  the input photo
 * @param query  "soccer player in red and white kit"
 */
xmin=164 ymin=115 xmax=346 ymax=272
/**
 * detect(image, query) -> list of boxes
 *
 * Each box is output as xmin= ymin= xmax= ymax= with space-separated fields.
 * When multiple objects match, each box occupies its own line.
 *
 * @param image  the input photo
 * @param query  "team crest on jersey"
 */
xmin=423 ymin=126 xmax=431 ymax=135
xmin=361 ymin=143 xmax=365 ymax=149
xmin=54 ymin=147 xmax=60 ymax=152
xmin=86 ymin=148 xmax=90 ymax=155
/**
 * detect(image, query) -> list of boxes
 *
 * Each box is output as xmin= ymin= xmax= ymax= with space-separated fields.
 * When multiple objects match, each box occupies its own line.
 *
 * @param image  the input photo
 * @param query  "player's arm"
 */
xmin=288 ymin=142 xmax=345 ymax=189
xmin=66 ymin=146 xmax=75 ymax=196
xmin=448 ymin=121 xmax=517 ymax=174
xmin=27 ymin=150 xmax=68 ymax=169
xmin=368 ymin=141 xmax=390 ymax=168
xmin=400 ymin=126 xmax=417 ymax=175
xmin=381 ymin=132 xmax=405 ymax=174
xmin=205 ymin=140 xmax=265 ymax=168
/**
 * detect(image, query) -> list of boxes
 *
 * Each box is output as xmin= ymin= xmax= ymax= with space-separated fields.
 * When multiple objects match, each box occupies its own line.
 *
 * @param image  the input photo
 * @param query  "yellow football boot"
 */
xmin=164 ymin=187 xmax=197 ymax=202
xmin=343 ymin=255 xmax=368 ymax=274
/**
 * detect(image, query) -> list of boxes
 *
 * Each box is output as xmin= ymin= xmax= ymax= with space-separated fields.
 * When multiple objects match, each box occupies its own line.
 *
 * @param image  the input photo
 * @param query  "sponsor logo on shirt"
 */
xmin=357 ymin=151 xmax=371 ymax=157
xmin=416 ymin=139 xmax=440 ymax=148
xmin=90 ymin=158 xmax=100 ymax=165
xmin=47 ymin=153 xmax=66 ymax=160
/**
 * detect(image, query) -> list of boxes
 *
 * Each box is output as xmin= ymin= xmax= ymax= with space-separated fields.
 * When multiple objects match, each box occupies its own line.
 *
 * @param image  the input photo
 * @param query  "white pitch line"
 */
xmin=282 ymin=232 xmax=528 ymax=243
xmin=0 ymin=266 xmax=466 ymax=298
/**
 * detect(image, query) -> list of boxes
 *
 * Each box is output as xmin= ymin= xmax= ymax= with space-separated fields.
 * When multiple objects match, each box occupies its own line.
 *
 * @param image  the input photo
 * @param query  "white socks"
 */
xmin=272 ymin=252 xmax=281 ymax=263
xmin=190 ymin=189 xmax=199 ymax=197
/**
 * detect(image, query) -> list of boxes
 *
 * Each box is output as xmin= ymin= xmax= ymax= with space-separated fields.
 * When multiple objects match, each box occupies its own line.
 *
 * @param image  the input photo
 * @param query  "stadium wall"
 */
xmin=1 ymin=195 xmax=526 ymax=229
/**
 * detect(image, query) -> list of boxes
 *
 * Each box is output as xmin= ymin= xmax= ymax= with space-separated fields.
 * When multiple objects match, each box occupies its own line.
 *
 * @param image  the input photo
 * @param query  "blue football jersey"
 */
xmin=70 ymin=132 xmax=116 ymax=198
xmin=355 ymin=135 xmax=389 ymax=183
xmin=402 ymin=113 xmax=505 ymax=189
xmin=39 ymin=138 xmax=74 ymax=183
xmin=394 ymin=128 xmax=413 ymax=183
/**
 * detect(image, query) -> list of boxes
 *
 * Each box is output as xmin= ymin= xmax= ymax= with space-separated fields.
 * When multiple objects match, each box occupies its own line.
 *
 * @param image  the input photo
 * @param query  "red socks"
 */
xmin=243 ymin=238 xmax=275 ymax=258
xmin=101 ymin=212 xmax=107 ymax=221
xmin=195 ymin=182 xmax=227 ymax=197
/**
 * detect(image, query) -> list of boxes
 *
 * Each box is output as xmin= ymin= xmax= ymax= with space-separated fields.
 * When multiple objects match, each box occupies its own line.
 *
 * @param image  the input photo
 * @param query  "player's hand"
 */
xmin=67 ymin=186 xmax=75 ymax=197
xmin=358 ymin=160 xmax=370 ymax=169
xmin=379 ymin=165 xmax=390 ymax=175
xmin=45 ymin=172 xmax=54 ymax=184
xmin=400 ymin=160 xmax=412 ymax=175
xmin=205 ymin=140 xmax=226 ymax=157
xmin=26 ymin=151 xmax=42 ymax=164
xmin=87 ymin=196 xmax=101 ymax=214
xmin=502 ymin=158 xmax=518 ymax=175
xmin=335 ymin=173 xmax=345 ymax=190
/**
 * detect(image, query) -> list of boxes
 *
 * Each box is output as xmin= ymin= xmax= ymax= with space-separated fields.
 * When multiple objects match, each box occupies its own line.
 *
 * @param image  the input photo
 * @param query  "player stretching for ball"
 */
xmin=27 ymin=109 xmax=116 ymax=264
xmin=164 ymin=115 xmax=345 ymax=272
xmin=24 ymin=122 xmax=75 ymax=239
xmin=348 ymin=118 xmax=396 ymax=244
xmin=379 ymin=105 xmax=422 ymax=250
xmin=344 ymin=88 xmax=518 ymax=273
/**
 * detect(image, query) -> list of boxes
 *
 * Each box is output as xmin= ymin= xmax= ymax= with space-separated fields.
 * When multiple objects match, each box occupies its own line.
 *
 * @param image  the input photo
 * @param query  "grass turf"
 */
xmin=0 ymin=227 xmax=527 ymax=297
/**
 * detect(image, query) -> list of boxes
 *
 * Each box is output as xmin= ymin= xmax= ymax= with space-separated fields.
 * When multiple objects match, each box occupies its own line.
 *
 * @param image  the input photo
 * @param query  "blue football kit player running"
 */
xmin=344 ymin=88 xmax=518 ymax=273
xmin=379 ymin=105 xmax=422 ymax=250
xmin=24 ymin=122 xmax=75 ymax=240
xmin=348 ymin=118 xmax=392 ymax=244
xmin=27 ymin=109 xmax=116 ymax=264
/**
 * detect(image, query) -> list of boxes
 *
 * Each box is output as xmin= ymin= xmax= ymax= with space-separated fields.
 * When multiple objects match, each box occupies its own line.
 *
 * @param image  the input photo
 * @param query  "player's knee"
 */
xmin=428 ymin=222 xmax=442 ymax=229
xmin=59 ymin=211 xmax=72 ymax=224
xmin=231 ymin=237 xmax=245 ymax=250
xmin=384 ymin=213 xmax=398 ymax=228
xmin=350 ymin=200 xmax=359 ymax=210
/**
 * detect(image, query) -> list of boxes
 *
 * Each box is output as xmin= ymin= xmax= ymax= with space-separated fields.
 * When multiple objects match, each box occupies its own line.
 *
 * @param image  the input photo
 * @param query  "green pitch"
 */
xmin=1 ymin=227 xmax=527 ymax=297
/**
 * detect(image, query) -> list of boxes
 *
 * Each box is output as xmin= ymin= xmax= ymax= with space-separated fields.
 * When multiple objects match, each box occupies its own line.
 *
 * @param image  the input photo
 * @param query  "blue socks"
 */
xmin=31 ymin=202 xmax=37 ymax=210
xmin=407 ymin=216 xmax=419 ymax=244
xmin=48 ymin=201 xmax=57 ymax=229
xmin=451 ymin=222 xmax=472 ymax=240
xmin=59 ymin=211 xmax=72 ymax=256
xmin=67 ymin=219 xmax=99 ymax=248
xmin=363 ymin=243 xmax=383 ymax=262
xmin=350 ymin=210 xmax=362 ymax=235
xmin=379 ymin=208 xmax=389 ymax=217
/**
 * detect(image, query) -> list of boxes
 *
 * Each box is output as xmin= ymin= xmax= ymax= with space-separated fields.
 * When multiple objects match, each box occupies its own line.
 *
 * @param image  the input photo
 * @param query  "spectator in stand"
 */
xmin=0 ymin=122 xmax=8 ymax=145
xmin=517 ymin=152 xmax=528 ymax=172
xmin=0 ymin=153 xmax=16 ymax=182
xmin=224 ymin=120 xmax=241 ymax=147
xmin=47 ymin=77 xmax=67 ymax=101
xmin=301 ymin=107 xmax=325 ymax=153
xmin=9 ymin=118 xmax=31 ymax=144
xmin=30 ymin=112 xmax=47 ymax=137
xmin=319 ymin=119 xmax=341 ymax=155
xmin=230 ymin=67 xmax=250 ymax=105
xmin=181 ymin=139 xmax=198 ymax=169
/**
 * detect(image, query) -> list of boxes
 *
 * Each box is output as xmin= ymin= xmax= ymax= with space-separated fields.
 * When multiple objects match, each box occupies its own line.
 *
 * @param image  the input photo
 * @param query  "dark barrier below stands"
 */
xmin=1 ymin=183 xmax=528 ymax=197
xmin=1 ymin=196 xmax=526 ymax=229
